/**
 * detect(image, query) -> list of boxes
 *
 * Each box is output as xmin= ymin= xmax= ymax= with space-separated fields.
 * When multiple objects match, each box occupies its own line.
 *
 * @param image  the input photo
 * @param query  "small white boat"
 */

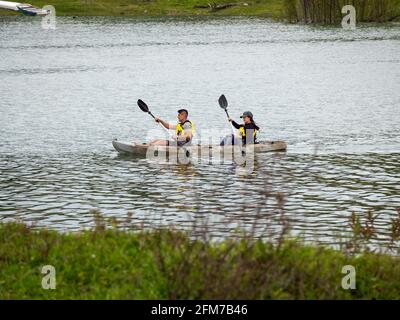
xmin=112 ymin=139 xmax=287 ymax=157
xmin=0 ymin=1 xmax=49 ymax=16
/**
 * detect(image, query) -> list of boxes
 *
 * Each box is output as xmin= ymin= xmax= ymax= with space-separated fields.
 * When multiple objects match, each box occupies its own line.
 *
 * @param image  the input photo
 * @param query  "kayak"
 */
xmin=112 ymin=139 xmax=287 ymax=157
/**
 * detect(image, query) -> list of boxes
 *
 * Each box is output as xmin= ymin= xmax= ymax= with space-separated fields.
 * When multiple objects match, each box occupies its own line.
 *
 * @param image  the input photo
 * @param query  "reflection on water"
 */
xmin=0 ymin=17 xmax=399 ymax=249
xmin=0 ymin=152 xmax=399 ymax=248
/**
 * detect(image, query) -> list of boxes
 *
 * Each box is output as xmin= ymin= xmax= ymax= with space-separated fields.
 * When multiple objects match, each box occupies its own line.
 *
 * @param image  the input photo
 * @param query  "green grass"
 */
xmin=0 ymin=0 xmax=285 ymax=18
xmin=1 ymin=0 xmax=399 ymax=22
xmin=1 ymin=220 xmax=400 ymax=299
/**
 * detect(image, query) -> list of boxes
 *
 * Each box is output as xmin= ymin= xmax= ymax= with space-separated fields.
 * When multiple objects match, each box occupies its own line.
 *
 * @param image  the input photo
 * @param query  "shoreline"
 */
xmin=0 ymin=0 xmax=285 ymax=18
xmin=1 ymin=0 xmax=399 ymax=23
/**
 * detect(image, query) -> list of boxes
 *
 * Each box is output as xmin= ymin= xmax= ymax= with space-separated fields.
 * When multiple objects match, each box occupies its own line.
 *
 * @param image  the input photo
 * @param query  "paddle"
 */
xmin=218 ymin=94 xmax=229 ymax=117
xmin=218 ymin=94 xmax=235 ymax=135
xmin=137 ymin=99 xmax=171 ymax=135
xmin=137 ymin=99 xmax=156 ymax=119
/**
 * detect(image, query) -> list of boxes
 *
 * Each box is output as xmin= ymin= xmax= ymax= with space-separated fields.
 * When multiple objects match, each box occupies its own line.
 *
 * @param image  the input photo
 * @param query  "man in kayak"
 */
xmin=149 ymin=109 xmax=195 ymax=146
xmin=227 ymin=111 xmax=260 ymax=145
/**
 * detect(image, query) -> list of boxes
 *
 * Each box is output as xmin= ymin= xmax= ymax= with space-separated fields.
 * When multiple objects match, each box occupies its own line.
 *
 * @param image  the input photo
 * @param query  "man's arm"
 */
xmin=155 ymin=118 xmax=176 ymax=130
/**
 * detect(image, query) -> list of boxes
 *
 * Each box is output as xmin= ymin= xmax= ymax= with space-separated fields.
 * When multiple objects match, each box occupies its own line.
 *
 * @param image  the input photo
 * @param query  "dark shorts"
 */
xmin=168 ymin=140 xmax=190 ymax=147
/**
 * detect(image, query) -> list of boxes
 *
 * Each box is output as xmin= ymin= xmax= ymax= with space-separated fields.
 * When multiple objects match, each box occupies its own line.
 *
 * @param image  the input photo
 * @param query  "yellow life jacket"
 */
xmin=239 ymin=126 xmax=257 ymax=139
xmin=176 ymin=120 xmax=195 ymax=137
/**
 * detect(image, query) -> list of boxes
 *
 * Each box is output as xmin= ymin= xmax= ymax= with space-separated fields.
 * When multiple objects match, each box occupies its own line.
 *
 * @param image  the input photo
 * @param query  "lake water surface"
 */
xmin=0 ymin=16 xmax=399 ymax=247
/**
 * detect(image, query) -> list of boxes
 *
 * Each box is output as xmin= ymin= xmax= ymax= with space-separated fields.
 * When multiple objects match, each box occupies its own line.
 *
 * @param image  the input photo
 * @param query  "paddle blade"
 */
xmin=137 ymin=99 xmax=149 ymax=113
xmin=218 ymin=94 xmax=228 ymax=109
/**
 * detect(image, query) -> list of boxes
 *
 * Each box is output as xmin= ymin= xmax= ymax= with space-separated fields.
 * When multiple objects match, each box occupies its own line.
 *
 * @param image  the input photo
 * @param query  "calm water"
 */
xmin=0 ymin=16 xmax=399 ymax=247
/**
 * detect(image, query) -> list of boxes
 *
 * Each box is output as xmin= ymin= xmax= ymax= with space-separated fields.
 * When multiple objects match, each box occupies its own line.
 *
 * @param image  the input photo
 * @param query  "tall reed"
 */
xmin=284 ymin=0 xmax=400 ymax=23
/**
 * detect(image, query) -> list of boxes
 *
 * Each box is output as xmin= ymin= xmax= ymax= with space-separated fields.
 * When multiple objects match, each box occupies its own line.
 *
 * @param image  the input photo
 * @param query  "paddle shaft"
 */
xmin=224 ymin=109 xmax=236 ymax=135
xmin=148 ymin=111 xmax=172 ymax=136
xmin=138 ymin=99 xmax=172 ymax=136
xmin=224 ymin=109 xmax=230 ymax=118
xmin=219 ymin=95 xmax=236 ymax=136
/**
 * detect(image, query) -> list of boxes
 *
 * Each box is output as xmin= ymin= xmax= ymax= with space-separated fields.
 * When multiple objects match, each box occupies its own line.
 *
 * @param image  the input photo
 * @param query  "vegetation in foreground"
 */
xmin=0 ymin=0 xmax=399 ymax=23
xmin=1 ymin=210 xmax=400 ymax=299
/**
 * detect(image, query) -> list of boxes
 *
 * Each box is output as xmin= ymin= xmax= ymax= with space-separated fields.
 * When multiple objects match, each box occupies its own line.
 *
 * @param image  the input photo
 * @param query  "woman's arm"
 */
xmin=228 ymin=118 xmax=241 ymax=129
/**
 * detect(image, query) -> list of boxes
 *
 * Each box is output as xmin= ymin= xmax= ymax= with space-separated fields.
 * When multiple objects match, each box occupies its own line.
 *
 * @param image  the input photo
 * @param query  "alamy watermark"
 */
xmin=143 ymin=128 xmax=256 ymax=175
xmin=342 ymin=5 xmax=356 ymax=30
xmin=41 ymin=5 xmax=56 ymax=30
xmin=41 ymin=265 xmax=56 ymax=290
xmin=341 ymin=265 xmax=356 ymax=290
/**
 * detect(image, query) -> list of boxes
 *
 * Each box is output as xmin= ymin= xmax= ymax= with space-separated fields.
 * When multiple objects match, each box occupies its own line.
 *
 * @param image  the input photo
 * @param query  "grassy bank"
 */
xmin=1 ymin=0 xmax=399 ymax=22
xmin=1 ymin=216 xmax=400 ymax=299
xmin=0 ymin=0 xmax=285 ymax=18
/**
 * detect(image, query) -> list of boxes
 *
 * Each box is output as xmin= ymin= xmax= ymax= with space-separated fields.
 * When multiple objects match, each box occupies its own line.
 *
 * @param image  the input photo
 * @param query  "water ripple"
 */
xmin=0 ymin=152 xmax=399 ymax=246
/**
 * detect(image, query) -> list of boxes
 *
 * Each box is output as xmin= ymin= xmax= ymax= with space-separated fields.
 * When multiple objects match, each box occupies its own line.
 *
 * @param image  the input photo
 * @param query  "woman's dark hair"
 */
xmin=250 ymin=118 xmax=260 ymax=131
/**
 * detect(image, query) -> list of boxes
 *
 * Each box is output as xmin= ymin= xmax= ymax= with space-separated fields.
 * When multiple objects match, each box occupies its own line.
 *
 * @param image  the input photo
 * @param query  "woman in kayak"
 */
xmin=149 ymin=109 xmax=195 ymax=146
xmin=228 ymin=111 xmax=260 ymax=145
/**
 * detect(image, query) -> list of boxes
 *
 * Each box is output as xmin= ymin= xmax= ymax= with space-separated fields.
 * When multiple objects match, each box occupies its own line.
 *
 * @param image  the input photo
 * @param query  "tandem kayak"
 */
xmin=112 ymin=139 xmax=287 ymax=156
